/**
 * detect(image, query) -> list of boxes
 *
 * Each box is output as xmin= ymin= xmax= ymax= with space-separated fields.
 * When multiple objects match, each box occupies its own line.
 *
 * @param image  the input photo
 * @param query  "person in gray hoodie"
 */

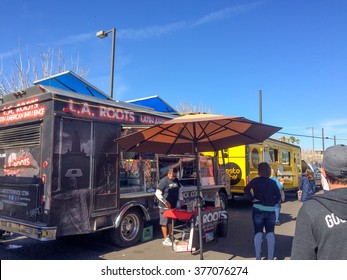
xmin=291 ymin=144 xmax=347 ymax=259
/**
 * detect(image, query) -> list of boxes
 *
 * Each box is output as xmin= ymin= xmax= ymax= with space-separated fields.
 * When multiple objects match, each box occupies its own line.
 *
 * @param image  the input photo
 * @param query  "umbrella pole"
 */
xmin=194 ymin=145 xmax=204 ymax=260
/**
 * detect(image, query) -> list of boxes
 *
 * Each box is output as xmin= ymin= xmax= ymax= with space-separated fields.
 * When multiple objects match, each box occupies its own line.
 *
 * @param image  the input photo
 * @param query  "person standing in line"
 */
xmin=291 ymin=145 xmax=347 ymax=259
xmin=320 ymin=166 xmax=330 ymax=192
xmin=270 ymin=168 xmax=283 ymax=225
xmin=245 ymin=162 xmax=281 ymax=260
xmin=155 ymin=167 xmax=184 ymax=246
xmin=299 ymin=168 xmax=315 ymax=202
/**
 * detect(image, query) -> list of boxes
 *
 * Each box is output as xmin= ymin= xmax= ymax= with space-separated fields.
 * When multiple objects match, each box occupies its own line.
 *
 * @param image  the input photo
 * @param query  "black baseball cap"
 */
xmin=322 ymin=144 xmax=347 ymax=176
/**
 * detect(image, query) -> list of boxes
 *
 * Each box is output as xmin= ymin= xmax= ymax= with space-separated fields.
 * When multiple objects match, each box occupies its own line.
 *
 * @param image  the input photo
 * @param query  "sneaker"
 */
xmin=162 ymin=237 xmax=172 ymax=246
xmin=275 ymin=221 xmax=281 ymax=226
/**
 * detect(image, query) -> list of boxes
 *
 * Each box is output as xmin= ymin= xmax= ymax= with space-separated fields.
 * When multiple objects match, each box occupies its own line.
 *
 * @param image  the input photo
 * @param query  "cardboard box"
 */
xmin=181 ymin=232 xmax=190 ymax=240
xmin=173 ymin=240 xmax=190 ymax=252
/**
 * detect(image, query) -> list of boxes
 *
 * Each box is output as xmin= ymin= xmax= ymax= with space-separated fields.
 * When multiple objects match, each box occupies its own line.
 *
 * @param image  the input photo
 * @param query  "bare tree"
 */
xmin=0 ymin=47 xmax=89 ymax=95
xmin=302 ymin=149 xmax=323 ymax=165
xmin=177 ymin=99 xmax=214 ymax=115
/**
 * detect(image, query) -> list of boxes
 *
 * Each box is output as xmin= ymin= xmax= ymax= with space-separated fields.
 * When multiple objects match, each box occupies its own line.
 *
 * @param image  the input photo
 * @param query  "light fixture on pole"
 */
xmin=306 ymin=127 xmax=315 ymax=150
xmin=96 ymin=28 xmax=116 ymax=99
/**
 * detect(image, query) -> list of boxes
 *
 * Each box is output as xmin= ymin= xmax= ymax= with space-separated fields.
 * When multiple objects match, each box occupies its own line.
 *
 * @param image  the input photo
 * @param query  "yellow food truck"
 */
xmin=219 ymin=138 xmax=302 ymax=197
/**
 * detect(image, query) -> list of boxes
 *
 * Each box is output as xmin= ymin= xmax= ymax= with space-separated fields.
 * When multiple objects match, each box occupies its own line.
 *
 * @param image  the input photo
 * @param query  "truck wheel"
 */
xmin=110 ymin=208 xmax=143 ymax=247
xmin=218 ymin=192 xmax=228 ymax=210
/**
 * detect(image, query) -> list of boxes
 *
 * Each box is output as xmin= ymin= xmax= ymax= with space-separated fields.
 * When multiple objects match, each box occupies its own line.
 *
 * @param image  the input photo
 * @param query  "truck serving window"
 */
xmin=119 ymin=152 xmax=157 ymax=194
xmin=119 ymin=127 xmax=151 ymax=194
xmin=281 ymin=150 xmax=291 ymax=166
xmin=0 ymin=123 xmax=41 ymax=178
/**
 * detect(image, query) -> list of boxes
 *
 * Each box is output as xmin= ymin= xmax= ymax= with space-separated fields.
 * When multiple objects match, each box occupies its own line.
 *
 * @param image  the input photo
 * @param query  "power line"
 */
xmin=275 ymin=131 xmax=347 ymax=141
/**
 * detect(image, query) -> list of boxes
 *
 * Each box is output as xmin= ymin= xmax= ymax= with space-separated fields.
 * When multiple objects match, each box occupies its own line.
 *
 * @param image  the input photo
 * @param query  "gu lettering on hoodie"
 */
xmin=291 ymin=188 xmax=347 ymax=259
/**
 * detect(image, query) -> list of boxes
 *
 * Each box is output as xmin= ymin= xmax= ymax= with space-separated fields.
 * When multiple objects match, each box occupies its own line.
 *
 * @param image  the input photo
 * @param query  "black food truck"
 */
xmin=0 ymin=84 xmax=229 ymax=247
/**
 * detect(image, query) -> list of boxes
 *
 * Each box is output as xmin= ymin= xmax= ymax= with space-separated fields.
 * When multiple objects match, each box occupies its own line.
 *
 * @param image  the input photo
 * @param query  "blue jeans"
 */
xmin=275 ymin=203 xmax=281 ymax=223
xmin=252 ymin=207 xmax=276 ymax=260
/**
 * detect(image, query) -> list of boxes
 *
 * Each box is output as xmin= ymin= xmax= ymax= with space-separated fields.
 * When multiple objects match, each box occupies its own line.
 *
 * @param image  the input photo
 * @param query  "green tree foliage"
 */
xmin=277 ymin=136 xmax=300 ymax=145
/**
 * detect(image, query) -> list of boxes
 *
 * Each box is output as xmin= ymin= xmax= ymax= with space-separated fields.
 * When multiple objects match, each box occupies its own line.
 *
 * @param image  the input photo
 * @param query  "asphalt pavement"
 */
xmin=99 ymin=191 xmax=302 ymax=260
xmin=0 ymin=191 xmax=303 ymax=260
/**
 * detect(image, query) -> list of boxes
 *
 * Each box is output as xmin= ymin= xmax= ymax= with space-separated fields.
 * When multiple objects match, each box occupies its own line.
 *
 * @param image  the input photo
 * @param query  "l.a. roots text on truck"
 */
xmin=0 ymin=77 xmax=229 ymax=247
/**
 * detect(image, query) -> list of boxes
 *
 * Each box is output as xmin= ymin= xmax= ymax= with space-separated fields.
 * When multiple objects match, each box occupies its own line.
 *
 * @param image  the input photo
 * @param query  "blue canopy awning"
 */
xmin=126 ymin=96 xmax=179 ymax=115
xmin=34 ymin=71 xmax=180 ymax=116
xmin=34 ymin=71 xmax=112 ymax=100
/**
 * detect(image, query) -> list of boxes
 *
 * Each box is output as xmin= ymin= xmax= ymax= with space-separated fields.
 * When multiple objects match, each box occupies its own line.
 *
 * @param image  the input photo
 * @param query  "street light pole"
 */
xmin=96 ymin=28 xmax=116 ymax=99
xmin=259 ymin=89 xmax=262 ymax=123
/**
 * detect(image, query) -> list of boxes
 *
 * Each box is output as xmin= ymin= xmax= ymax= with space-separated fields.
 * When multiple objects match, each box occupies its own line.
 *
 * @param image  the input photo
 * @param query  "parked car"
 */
xmin=301 ymin=160 xmax=321 ymax=188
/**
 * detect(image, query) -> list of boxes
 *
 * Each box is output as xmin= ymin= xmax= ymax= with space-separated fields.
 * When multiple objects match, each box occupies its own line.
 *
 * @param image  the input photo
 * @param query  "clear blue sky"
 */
xmin=1 ymin=0 xmax=347 ymax=150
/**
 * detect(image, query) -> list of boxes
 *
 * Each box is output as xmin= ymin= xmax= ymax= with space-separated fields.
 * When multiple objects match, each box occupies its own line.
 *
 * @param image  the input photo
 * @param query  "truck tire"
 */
xmin=110 ymin=208 xmax=143 ymax=247
xmin=218 ymin=191 xmax=228 ymax=210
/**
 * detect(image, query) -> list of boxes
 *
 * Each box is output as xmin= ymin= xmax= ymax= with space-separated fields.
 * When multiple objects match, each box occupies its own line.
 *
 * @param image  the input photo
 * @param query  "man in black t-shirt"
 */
xmin=155 ymin=167 xmax=184 ymax=246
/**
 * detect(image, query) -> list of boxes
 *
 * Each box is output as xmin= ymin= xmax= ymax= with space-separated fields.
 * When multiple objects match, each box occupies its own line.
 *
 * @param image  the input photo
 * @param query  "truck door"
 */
xmin=92 ymin=122 xmax=119 ymax=212
xmin=51 ymin=118 xmax=93 ymax=236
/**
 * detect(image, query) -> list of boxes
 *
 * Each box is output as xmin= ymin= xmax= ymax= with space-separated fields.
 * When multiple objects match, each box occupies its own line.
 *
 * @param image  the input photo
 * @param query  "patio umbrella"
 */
xmin=115 ymin=113 xmax=281 ymax=259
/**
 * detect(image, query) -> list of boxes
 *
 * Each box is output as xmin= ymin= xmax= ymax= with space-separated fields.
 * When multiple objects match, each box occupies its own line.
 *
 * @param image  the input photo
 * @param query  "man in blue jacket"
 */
xmin=291 ymin=145 xmax=347 ymax=259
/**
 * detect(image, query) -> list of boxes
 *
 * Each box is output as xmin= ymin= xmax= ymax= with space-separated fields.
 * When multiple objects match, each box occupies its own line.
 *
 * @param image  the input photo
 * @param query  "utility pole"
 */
xmin=306 ymin=127 xmax=315 ymax=150
xmin=322 ymin=128 xmax=325 ymax=151
xmin=312 ymin=127 xmax=315 ymax=150
xmin=259 ymin=89 xmax=262 ymax=123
